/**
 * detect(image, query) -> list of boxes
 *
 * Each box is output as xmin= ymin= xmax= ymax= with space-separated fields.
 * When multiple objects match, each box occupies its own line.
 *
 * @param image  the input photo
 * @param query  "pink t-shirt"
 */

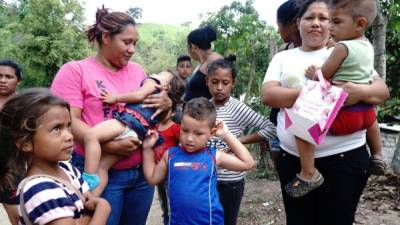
xmin=51 ymin=57 xmax=147 ymax=169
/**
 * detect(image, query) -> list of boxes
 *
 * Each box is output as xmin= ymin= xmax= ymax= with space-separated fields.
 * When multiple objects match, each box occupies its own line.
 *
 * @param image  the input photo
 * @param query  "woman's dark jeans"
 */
xmin=278 ymin=145 xmax=370 ymax=225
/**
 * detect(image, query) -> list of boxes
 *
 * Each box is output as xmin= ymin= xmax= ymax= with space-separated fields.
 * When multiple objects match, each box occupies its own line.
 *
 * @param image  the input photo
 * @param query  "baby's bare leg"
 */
xmin=84 ymin=119 xmax=127 ymax=174
xmin=91 ymin=153 xmax=120 ymax=197
xmin=285 ymin=137 xmax=324 ymax=198
xmin=296 ymin=137 xmax=316 ymax=180
xmin=367 ymin=120 xmax=387 ymax=175
xmin=367 ymin=120 xmax=383 ymax=158
xmin=83 ymin=119 xmax=127 ymax=190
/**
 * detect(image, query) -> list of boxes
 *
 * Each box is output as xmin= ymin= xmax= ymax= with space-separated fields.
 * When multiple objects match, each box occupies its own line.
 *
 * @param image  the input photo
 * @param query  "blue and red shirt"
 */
xmin=167 ymin=146 xmax=224 ymax=225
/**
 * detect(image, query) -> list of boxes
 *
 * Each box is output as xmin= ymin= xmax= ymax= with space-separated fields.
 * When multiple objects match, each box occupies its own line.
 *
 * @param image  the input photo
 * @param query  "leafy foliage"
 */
xmin=200 ymin=0 xmax=280 ymax=101
xmin=377 ymin=97 xmax=400 ymax=123
xmin=0 ymin=0 xmax=91 ymax=87
xmin=378 ymin=0 xmax=400 ymax=96
xmin=134 ymin=23 xmax=191 ymax=74
xmin=127 ymin=7 xmax=143 ymax=20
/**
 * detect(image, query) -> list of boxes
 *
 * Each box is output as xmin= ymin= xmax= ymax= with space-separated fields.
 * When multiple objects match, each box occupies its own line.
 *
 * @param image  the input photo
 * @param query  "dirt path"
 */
xmin=2 ymin=173 xmax=399 ymax=225
xmin=236 ymin=173 xmax=400 ymax=225
xmin=146 ymin=173 xmax=400 ymax=225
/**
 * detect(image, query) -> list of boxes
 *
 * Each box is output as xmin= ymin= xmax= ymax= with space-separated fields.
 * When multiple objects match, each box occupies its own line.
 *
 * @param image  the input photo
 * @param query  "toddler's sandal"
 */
xmin=370 ymin=158 xmax=387 ymax=175
xmin=285 ymin=170 xmax=324 ymax=198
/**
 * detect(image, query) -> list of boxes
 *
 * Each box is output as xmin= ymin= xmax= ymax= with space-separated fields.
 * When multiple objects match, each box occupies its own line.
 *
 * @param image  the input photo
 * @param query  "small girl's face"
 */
xmin=29 ymin=105 xmax=73 ymax=163
xmin=206 ymin=68 xmax=234 ymax=106
xmin=329 ymin=8 xmax=363 ymax=41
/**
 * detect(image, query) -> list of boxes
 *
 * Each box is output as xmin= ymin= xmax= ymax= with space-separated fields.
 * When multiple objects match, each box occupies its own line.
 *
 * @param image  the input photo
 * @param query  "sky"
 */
xmin=82 ymin=0 xmax=287 ymax=28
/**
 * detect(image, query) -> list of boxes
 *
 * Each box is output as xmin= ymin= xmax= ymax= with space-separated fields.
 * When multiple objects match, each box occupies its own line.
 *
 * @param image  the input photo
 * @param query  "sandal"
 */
xmin=285 ymin=170 xmax=324 ymax=198
xmin=370 ymin=157 xmax=387 ymax=175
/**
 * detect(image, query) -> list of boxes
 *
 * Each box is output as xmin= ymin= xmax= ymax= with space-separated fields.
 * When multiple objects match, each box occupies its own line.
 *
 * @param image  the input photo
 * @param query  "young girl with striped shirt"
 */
xmin=206 ymin=56 xmax=276 ymax=225
xmin=0 ymin=88 xmax=110 ymax=225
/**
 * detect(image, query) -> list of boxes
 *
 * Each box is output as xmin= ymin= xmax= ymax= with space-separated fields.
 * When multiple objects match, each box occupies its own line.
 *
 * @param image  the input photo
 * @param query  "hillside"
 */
xmin=135 ymin=23 xmax=192 ymax=73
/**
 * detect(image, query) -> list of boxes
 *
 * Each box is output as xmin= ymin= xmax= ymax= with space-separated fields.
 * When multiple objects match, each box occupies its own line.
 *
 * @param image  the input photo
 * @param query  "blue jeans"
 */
xmin=71 ymin=152 xmax=155 ymax=225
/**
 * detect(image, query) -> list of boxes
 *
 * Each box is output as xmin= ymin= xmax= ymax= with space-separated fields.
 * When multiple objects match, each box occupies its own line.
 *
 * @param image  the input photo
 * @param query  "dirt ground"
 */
xmin=145 ymin=171 xmax=399 ymax=225
xmin=1 ymin=172 xmax=398 ymax=225
xmin=236 ymin=172 xmax=400 ymax=225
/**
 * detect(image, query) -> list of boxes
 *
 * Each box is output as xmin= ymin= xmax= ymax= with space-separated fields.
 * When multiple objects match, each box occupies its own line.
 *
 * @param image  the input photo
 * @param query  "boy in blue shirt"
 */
xmin=142 ymin=97 xmax=255 ymax=225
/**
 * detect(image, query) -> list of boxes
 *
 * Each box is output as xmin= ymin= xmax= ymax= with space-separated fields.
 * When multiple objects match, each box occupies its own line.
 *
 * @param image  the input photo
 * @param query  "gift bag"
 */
xmin=284 ymin=70 xmax=348 ymax=145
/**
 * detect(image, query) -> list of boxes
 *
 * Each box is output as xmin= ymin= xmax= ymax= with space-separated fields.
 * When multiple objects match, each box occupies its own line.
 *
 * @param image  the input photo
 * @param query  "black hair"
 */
xmin=176 ymin=55 xmax=192 ymax=66
xmin=207 ymin=54 xmax=237 ymax=81
xmin=296 ymin=0 xmax=328 ymax=19
xmin=86 ymin=6 xmax=136 ymax=46
xmin=277 ymin=0 xmax=299 ymax=25
xmin=183 ymin=97 xmax=216 ymax=128
xmin=187 ymin=26 xmax=217 ymax=50
xmin=0 ymin=88 xmax=70 ymax=192
xmin=0 ymin=59 xmax=23 ymax=80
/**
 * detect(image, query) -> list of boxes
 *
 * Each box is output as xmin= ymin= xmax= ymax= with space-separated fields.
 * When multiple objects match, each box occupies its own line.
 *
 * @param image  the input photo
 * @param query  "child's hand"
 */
xmin=142 ymin=131 xmax=159 ymax=150
xmin=214 ymin=120 xmax=230 ymax=140
xmin=83 ymin=192 xmax=97 ymax=211
xmin=305 ymin=65 xmax=320 ymax=80
xmin=100 ymin=90 xmax=118 ymax=104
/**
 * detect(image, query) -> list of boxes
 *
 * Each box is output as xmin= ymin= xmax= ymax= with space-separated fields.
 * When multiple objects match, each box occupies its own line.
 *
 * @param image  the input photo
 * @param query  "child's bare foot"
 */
xmin=285 ymin=169 xmax=324 ymax=198
xmin=370 ymin=155 xmax=387 ymax=175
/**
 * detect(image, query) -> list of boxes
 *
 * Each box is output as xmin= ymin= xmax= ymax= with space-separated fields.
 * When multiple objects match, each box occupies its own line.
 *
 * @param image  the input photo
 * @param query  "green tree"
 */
xmin=134 ymin=23 xmax=190 ymax=73
xmin=0 ymin=0 xmax=91 ymax=87
xmin=127 ymin=7 xmax=142 ymax=21
xmin=378 ymin=0 xmax=400 ymax=97
xmin=0 ymin=1 xmax=20 ymax=60
xmin=200 ymin=0 xmax=280 ymax=103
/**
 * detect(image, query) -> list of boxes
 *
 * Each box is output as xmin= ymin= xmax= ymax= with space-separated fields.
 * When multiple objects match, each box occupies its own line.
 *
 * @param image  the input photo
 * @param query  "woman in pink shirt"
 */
xmin=51 ymin=7 xmax=171 ymax=225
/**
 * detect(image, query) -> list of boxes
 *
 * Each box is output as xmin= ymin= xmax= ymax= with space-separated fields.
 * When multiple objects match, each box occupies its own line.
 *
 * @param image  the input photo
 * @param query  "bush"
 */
xmin=377 ymin=97 xmax=400 ymax=124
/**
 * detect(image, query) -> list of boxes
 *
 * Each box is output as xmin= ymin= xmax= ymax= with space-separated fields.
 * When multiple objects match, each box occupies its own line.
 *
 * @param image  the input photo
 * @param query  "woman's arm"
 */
xmin=262 ymin=81 xmax=301 ymax=108
xmin=232 ymin=101 xmax=276 ymax=144
xmin=70 ymin=107 xmax=140 ymax=156
xmin=239 ymin=133 xmax=265 ymax=144
xmin=335 ymin=75 xmax=390 ymax=105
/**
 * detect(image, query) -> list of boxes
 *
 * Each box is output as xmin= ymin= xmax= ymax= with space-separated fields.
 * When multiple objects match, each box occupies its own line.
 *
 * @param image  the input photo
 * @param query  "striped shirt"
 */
xmin=17 ymin=161 xmax=89 ymax=225
xmin=207 ymin=97 xmax=276 ymax=181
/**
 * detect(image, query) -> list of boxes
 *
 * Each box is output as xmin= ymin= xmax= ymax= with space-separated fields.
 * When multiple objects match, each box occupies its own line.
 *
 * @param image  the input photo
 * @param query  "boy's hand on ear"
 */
xmin=214 ymin=120 xmax=230 ymax=140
